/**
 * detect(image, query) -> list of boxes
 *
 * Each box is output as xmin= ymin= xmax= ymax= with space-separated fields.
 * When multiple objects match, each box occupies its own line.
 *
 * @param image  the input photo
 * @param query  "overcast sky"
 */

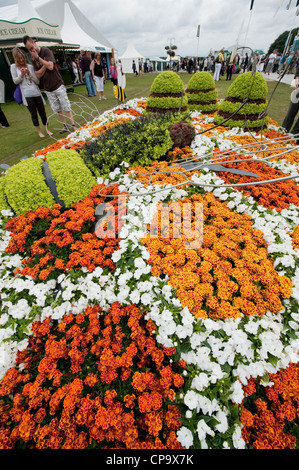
xmin=1 ymin=0 xmax=299 ymax=56
xmin=75 ymin=0 xmax=299 ymax=56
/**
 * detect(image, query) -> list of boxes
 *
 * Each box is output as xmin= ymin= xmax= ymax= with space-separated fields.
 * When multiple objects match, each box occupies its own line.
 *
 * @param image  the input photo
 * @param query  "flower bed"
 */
xmin=0 ymin=97 xmax=299 ymax=450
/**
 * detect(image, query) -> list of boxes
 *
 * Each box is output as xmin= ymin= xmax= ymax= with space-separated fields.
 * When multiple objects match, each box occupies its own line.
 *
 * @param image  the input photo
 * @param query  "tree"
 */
xmin=268 ymin=28 xmax=298 ymax=54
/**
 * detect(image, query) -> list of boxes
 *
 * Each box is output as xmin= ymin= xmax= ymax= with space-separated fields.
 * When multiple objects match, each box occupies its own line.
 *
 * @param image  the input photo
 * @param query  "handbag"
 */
xmin=13 ymin=85 xmax=23 ymax=105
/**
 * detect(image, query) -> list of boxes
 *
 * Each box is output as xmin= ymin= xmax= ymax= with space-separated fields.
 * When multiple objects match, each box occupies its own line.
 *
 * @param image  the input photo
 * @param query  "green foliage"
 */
xmin=186 ymin=89 xmax=218 ymax=103
xmin=146 ymin=95 xmax=188 ymax=110
xmin=149 ymin=71 xmax=185 ymax=94
xmin=46 ymin=149 xmax=97 ymax=208
xmin=214 ymin=71 xmax=269 ymax=130
xmin=188 ymin=102 xmax=218 ymax=113
xmin=185 ymin=72 xmax=218 ymax=113
xmin=214 ymin=113 xmax=270 ymax=129
xmin=220 ymin=99 xmax=268 ymax=116
xmin=81 ymin=113 xmax=189 ymax=178
xmin=0 ymin=176 xmax=10 ymax=213
xmin=226 ymin=71 xmax=268 ymax=100
xmin=1 ymin=150 xmax=97 ymax=216
xmin=268 ymin=28 xmax=298 ymax=54
xmin=4 ymin=158 xmax=55 ymax=216
xmin=187 ymin=71 xmax=216 ymax=91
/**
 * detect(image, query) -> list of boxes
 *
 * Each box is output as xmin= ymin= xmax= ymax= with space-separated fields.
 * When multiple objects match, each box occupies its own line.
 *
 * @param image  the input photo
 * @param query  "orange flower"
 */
xmin=141 ymin=192 xmax=293 ymax=320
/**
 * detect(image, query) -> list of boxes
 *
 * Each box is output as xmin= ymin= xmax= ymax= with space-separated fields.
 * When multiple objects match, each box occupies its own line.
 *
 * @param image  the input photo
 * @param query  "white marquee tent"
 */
xmin=119 ymin=43 xmax=144 ymax=74
xmin=60 ymin=2 xmax=111 ymax=52
xmin=0 ymin=0 xmax=114 ymax=52
xmin=15 ymin=0 xmax=42 ymax=21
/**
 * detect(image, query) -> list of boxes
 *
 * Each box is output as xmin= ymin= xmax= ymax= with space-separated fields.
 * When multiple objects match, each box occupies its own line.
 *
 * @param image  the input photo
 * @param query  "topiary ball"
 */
xmin=0 ymin=149 xmax=97 ymax=216
xmin=186 ymin=72 xmax=218 ymax=113
xmin=146 ymin=71 xmax=188 ymax=113
xmin=214 ymin=71 xmax=269 ymax=130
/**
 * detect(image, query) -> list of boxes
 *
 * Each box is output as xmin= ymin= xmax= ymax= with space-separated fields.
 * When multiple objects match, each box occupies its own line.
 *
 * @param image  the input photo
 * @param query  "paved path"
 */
xmin=263 ymin=72 xmax=295 ymax=86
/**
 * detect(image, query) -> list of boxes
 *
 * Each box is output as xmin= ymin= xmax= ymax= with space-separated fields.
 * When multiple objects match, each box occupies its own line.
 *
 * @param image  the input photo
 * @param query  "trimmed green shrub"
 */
xmin=0 ymin=176 xmax=10 ymax=213
xmin=4 ymin=158 xmax=55 ymax=215
xmin=1 ymin=150 xmax=97 ymax=216
xmin=46 ymin=149 xmax=97 ymax=208
xmin=214 ymin=71 xmax=269 ymax=130
xmin=149 ymin=71 xmax=185 ymax=94
xmin=146 ymin=71 xmax=188 ymax=113
xmin=186 ymin=72 xmax=218 ymax=113
xmin=226 ymin=71 xmax=268 ymax=100
xmin=146 ymin=95 xmax=188 ymax=111
xmin=82 ymin=112 xmax=190 ymax=178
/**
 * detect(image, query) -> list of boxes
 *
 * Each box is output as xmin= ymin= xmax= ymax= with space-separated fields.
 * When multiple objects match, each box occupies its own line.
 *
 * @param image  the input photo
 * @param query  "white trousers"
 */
xmin=213 ymin=63 xmax=222 ymax=81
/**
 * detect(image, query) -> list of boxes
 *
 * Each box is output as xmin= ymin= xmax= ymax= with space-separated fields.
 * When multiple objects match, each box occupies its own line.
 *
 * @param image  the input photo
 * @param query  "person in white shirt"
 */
xmin=10 ymin=47 xmax=52 ymax=137
xmin=265 ymin=50 xmax=277 ymax=75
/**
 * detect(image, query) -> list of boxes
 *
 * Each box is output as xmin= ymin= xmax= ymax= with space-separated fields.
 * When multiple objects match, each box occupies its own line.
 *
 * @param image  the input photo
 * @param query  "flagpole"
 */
xmin=196 ymin=25 xmax=200 ymax=58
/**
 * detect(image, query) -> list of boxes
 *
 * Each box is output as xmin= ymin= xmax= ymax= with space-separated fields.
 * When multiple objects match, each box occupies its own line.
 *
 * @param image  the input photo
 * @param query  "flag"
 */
xmin=250 ymin=0 xmax=254 ymax=9
xmin=113 ymin=85 xmax=126 ymax=102
xmin=196 ymin=25 xmax=200 ymax=37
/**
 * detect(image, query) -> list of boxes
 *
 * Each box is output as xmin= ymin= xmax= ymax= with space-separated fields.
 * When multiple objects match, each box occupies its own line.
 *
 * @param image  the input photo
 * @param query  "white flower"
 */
xmin=191 ymin=373 xmax=209 ymax=392
xmin=176 ymin=427 xmax=194 ymax=449
xmin=214 ymin=410 xmax=229 ymax=433
xmin=230 ymin=380 xmax=244 ymax=404
xmin=129 ymin=290 xmax=141 ymax=304
xmin=197 ymin=419 xmax=215 ymax=441
xmin=232 ymin=426 xmax=246 ymax=449
xmin=140 ymin=292 xmax=153 ymax=305
xmin=184 ymin=390 xmax=199 ymax=410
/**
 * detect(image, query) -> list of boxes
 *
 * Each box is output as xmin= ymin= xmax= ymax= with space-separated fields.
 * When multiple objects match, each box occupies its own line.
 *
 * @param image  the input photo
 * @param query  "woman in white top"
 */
xmin=10 ymin=48 xmax=52 ymax=138
xmin=117 ymin=59 xmax=126 ymax=90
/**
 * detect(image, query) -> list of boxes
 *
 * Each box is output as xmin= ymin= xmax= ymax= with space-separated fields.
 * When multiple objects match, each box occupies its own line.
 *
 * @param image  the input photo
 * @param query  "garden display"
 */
xmin=0 ymin=91 xmax=298 ymax=450
xmin=185 ymin=72 xmax=218 ymax=114
xmin=214 ymin=71 xmax=269 ymax=130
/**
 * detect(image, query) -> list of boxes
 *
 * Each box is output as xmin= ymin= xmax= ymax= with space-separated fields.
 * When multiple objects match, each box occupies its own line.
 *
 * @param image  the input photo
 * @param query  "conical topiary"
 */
xmin=214 ymin=71 xmax=269 ymax=130
xmin=185 ymin=71 xmax=218 ymax=113
xmin=146 ymin=71 xmax=188 ymax=113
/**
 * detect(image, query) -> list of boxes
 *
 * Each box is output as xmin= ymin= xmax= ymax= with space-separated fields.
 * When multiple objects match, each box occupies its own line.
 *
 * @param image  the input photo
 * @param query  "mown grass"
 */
xmin=0 ymin=70 xmax=293 ymax=169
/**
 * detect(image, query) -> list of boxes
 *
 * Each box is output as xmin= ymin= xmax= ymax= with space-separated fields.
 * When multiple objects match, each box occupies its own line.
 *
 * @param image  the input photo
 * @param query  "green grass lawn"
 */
xmin=0 ymin=71 xmax=293 ymax=170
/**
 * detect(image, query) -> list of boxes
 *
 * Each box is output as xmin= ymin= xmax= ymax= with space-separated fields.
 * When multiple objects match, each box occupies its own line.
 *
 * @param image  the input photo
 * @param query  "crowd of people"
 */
xmin=174 ymin=48 xmax=299 ymax=80
xmin=1 ymin=39 xmax=126 ymax=137
xmin=2 ymin=38 xmax=299 ymax=142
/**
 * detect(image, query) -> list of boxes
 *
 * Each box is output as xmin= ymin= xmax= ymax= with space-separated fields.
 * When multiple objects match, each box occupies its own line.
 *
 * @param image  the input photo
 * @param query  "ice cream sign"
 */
xmin=0 ymin=18 xmax=62 ymax=44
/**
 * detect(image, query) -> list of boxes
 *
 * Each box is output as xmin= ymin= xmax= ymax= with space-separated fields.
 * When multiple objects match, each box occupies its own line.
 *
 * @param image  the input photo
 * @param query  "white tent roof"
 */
xmin=119 ymin=43 xmax=144 ymax=59
xmin=16 ymin=0 xmax=42 ymax=22
xmin=61 ymin=3 xmax=111 ymax=52
xmin=0 ymin=0 xmax=114 ymax=52
xmin=149 ymin=56 xmax=168 ymax=62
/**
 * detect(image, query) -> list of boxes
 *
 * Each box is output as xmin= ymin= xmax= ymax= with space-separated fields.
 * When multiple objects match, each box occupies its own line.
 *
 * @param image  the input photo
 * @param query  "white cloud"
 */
xmin=71 ymin=0 xmax=299 ymax=57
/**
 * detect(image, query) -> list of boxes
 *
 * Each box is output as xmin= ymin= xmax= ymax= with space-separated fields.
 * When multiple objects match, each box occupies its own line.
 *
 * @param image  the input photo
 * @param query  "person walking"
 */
xmin=282 ymin=64 xmax=299 ymax=142
xmin=213 ymin=49 xmax=224 ymax=81
xmin=109 ymin=57 xmax=118 ymax=86
xmin=132 ymin=60 xmax=138 ymax=76
xmin=138 ymin=58 xmax=143 ymax=75
xmin=265 ymin=50 xmax=277 ymax=74
xmin=80 ymin=50 xmax=97 ymax=97
xmin=226 ymin=56 xmax=233 ymax=80
xmin=72 ymin=59 xmax=80 ymax=84
xmin=242 ymin=53 xmax=249 ymax=73
xmin=10 ymin=47 xmax=52 ymax=138
xmin=0 ymin=105 xmax=9 ymax=128
xmin=91 ymin=52 xmax=107 ymax=100
xmin=23 ymin=35 xmax=76 ymax=133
